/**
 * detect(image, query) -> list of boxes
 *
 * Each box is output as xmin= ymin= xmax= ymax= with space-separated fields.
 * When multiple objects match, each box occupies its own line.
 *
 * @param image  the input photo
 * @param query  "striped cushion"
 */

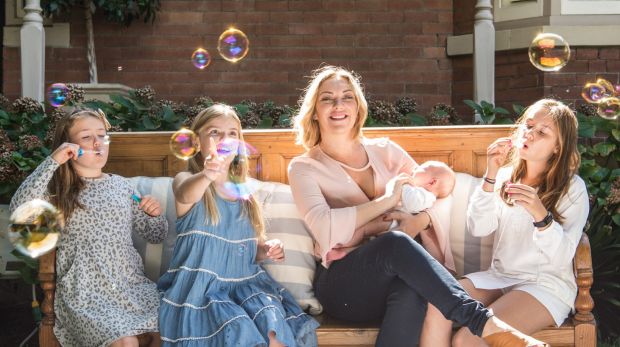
xmin=253 ymin=181 xmax=323 ymax=315
xmin=449 ymin=173 xmax=494 ymax=277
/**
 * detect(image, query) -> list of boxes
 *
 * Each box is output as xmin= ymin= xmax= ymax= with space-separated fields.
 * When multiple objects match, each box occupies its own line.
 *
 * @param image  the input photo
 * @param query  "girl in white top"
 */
xmin=421 ymin=99 xmax=589 ymax=347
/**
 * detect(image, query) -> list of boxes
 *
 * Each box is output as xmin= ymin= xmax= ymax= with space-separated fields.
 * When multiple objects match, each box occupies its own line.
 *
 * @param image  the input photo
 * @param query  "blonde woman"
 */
xmin=288 ymin=66 xmax=547 ymax=347
xmin=421 ymin=99 xmax=587 ymax=347
xmin=158 ymin=104 xmax=318 ymax=347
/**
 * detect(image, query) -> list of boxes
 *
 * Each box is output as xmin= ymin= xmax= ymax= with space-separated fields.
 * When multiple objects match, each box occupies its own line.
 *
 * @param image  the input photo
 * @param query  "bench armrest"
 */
xmin=573 ymin=233 xmax=595 ymax=325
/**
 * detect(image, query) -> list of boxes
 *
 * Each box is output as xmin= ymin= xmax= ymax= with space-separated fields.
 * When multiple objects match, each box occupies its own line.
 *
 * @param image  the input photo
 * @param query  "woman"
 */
xmin=421 ymin=99 xmax=589 ymax=346
xmin=288 ymin=65 xmax=547 ymax=347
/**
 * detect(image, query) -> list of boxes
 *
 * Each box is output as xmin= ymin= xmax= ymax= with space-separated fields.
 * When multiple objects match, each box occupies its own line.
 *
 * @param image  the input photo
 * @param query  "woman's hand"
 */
xmin=258 ymin=239 xmax=285 ymax=262
xmin=505 ymin=183 xmax=548 ymax=222
xmin=51 ymin=142 xmax=80 ymax=165
xmin=138 ymin=195 xmax=162 ymax=217
xmin=485 ymin=137 xmax=512 ymax=177
xmin=383 ymin=173 xmax=415 ymax=207
xmin=202 ymin=137 xmax=226 ymax=181
xmin=383 ymin=210 xmax=430 ymax=239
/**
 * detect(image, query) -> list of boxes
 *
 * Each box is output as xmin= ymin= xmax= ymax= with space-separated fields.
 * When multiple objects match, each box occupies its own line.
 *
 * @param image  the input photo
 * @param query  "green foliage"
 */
xmin=42 ymin=0 xmax=161 ymax=26
xmin=463 ymin=99 xmax=514 ymax=124
xmin=577 ymin=111 xmax=620 ymax=340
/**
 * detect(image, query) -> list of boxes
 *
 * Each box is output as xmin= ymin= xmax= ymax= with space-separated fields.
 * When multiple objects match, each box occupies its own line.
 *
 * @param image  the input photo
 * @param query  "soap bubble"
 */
xmin=596 ymin=97 xmax=620 ymax=120
xmin=47 ymin=83 xmax=69 ymax=108
xmin=218 ymin=28 xmax=249 ymax=63
xmin=8 ymin=199 xmax=63 ymax=258
xmin=581 ymin=82 xmax=608 ymax=104
xmin=528 ymin=33 xmax=570 ymax=72
xmin=218 ymin=140 xmax=262 ymax=200
xmin=191 ymin=48 xmax=212 ymax=70
xmin=170 ymin=129 xmax=199 ymax=160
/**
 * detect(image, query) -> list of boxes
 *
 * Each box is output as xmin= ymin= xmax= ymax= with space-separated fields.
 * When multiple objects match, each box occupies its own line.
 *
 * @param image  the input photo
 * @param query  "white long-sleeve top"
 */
xmin=465 ymin=167 xmax=589 ymax=309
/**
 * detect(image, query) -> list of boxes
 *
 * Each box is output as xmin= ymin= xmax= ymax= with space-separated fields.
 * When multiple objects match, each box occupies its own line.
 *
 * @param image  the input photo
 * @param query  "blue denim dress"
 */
xmin=158 ymin=194 xmax=319 ymax=346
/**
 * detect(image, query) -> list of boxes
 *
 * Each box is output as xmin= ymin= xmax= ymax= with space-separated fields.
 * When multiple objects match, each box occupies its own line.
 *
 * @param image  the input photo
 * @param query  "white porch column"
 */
xmin=474 ymin=0 xmax=495 ymax=122
xmin=20 ymin=0 xmax=46 ymax=102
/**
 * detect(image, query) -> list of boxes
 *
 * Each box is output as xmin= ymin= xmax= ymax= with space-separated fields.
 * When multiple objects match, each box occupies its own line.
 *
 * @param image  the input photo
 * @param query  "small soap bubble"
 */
xmin=191 ymin=48 xmax=212 ymax=70
xmin=528 ymin=33 xmax=570 ymax=72
xmin=170 ymin=129 xmax=199 ymax=160
xmin=7 ymin=199 xmax=63 ymax=258
xmin=614 ymin=84 xmax=620 ymax=96
xmin=581 ymin=82 xmax=608 ymax=104
xmin=596 ymin=97 xmax=620 ymax=120
xmin=218 ymin=28 xmax=249 ymax=63
xmin=597 ymin=78 xmax=615 ymax=95
xmin=47 ymin=83 xmax=69 ymax=108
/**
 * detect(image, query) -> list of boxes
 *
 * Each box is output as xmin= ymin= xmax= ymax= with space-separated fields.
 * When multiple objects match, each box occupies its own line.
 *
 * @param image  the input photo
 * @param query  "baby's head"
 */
xmin=412 ymin=161 xmax=455 ymax=199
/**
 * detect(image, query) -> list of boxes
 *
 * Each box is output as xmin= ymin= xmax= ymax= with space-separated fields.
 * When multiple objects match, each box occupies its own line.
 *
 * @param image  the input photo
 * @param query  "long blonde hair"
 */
xmin=293 ymin=65 xmax=368 ymax=150
xmin=499 ymin=99 xmax=580 ymax=223
xmin=187 ymin=104 xmax=265 ymax=241
xmin=49 ymin=108 xmax=111 ymax=222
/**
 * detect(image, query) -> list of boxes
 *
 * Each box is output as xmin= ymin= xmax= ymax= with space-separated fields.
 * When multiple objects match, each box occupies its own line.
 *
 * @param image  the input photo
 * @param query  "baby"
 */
xmin=389 ymin=161 xmax=456 ymax=230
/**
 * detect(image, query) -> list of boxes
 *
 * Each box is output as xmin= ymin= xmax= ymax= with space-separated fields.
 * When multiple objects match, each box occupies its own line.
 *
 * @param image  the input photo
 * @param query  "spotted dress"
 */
xmin=10 ymin=157 xmax=168 ymax=347
xmin=158 ymin=194 xmax=319 ymax=346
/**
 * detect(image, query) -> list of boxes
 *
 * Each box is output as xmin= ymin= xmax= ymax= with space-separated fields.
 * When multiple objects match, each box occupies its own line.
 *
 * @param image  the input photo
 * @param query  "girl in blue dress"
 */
xmin=158 ymin=104 xmax=319 ymax=346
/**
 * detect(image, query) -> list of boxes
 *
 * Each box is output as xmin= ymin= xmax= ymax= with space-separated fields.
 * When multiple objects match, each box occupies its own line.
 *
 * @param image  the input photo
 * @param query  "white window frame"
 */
xmin=493 ymin=0 xmax=544 ymax=22
xmin=561 ymin=0 xmax=620 ymax=14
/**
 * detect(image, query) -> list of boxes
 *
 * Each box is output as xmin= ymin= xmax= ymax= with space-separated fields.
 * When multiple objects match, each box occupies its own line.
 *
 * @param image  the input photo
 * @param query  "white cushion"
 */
xmin=449 ymin=173 xmax=494 ymax=277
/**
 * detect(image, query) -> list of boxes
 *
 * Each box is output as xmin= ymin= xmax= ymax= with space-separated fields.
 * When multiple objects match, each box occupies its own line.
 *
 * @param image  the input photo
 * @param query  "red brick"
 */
xmin=423 ymin=47 xmax=446 ymax=59
xmin=575 ymin=48 xmax=599 ymax=60
xmin=422 ymin=22 xmax=452 ymax=34
xmin=255 ymin=1 xmax=289 ymax=11
xmin=288 ymin=23 xmax=322 ymax=35
xmin=289 ymin=0 xmax=322 ymax=10
xmin=423 ymin=0 xmax=452 ymax=11
xmin=600 ymin=47 xmax=620 ymax=60
xmin=589 ymin=60 xmax=607 ymax=73
xmin=544 ymin=73 xmax=576 ymax=87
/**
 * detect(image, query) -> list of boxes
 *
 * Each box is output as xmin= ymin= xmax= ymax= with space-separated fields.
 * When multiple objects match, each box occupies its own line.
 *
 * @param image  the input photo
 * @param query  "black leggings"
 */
xmin=313 ymin=231 xmax=492 ymax=347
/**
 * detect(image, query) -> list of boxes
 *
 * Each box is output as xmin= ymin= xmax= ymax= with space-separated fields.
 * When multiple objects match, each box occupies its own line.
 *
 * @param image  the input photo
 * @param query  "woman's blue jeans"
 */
xmin=313 ymin=231 xmax=492 ymax=347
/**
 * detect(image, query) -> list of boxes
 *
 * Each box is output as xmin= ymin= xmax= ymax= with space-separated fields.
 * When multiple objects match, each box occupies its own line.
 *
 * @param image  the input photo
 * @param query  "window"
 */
xmin=561 ymin=0 xmax=620 ymax=14
xmin=493 ymin=0 xmax=544 ymax=22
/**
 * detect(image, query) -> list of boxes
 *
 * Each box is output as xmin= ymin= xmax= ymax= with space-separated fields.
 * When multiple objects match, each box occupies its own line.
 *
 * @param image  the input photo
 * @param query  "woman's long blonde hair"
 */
xmin=49 ymin=108 xmax=111 ymax=222
xmin=500 ymin=99 xmax=580 ymax=223
xmin=187 ymin=104 xmax=265 ymax=241
xmin=293 ymin=65 xmax=368 ymax=150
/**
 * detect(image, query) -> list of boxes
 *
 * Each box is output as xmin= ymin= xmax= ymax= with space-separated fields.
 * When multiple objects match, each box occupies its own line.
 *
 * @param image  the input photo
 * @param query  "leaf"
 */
xmin=494 ymin=107 xmax=511 ymax=115
xmin=408 ymin=113 xmax=427 ymax=126
xmin=578 ymin=121 xmax=596 ymax=138
xmin=142 ymin=116 xmax=156 ymax=130
xmin=234 ymin=104 xmax=249 ymax=116
xmin=110 ymin=94 xmax=135 ymax=110
xmin=493 ymin=117 xmax=514 ymax=125
xmin=162 ymin=106 xmax=175 ymax=123
xmin=463 ymin=99 xmax=483 ymax=115
xmin=512 ymin=104 xmax=525 ymax=116
xmin=612 ymin=214 xmax=620 ymax=226
xmin=593 ymin=142 xmax=617 ymax=156
xmin=258 ymin=118 xmax=273 ymax=129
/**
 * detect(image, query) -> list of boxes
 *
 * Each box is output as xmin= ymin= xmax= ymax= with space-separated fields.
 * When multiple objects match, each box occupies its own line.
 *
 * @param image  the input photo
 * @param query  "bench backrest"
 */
xmin=105 ymin=126 xmax=513 ymax=182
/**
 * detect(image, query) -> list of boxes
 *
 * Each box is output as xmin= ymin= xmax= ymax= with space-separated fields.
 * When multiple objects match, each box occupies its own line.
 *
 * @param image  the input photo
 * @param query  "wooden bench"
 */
xmin=37 ymin=126 xmax=596 ymax=347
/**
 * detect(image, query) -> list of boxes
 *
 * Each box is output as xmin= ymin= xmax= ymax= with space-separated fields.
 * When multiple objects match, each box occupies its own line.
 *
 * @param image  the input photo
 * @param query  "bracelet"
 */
xmin=483 ymin=176 xmax=496 ymax=184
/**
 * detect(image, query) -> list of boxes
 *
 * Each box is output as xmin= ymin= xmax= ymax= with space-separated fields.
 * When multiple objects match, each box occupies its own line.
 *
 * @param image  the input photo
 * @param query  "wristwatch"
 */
xmin=533 ymin=211 xmax=553 ymax=228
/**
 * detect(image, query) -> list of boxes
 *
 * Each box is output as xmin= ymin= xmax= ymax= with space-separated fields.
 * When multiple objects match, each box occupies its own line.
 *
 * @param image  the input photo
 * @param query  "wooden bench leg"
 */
xmin=39 ymin=251 xmax=60 ymax=347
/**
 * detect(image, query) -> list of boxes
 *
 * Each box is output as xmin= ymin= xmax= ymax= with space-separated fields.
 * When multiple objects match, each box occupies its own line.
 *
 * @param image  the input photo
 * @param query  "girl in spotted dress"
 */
xmin=158 ymin=104 xmax=318 ymax=346
xmin=10 ymin=108 xmax=168 ymax=347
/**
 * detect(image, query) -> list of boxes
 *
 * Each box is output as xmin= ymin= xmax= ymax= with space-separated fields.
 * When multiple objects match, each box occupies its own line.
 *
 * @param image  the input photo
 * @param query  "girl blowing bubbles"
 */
xmin=421 ymin=99 xmax=588 ymax=347
xmin=10 ymin=108 xmax=168 ymax=347
xmin=158 ymin=104 xmax=318 ymax=347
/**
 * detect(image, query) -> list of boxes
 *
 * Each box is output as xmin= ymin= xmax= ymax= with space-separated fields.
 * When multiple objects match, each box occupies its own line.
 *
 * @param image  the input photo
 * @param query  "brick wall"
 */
xmin=452 ymin=47 xmax=620 ymax=121
xmin=3 ymin=0 xmax=454 ymax=114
